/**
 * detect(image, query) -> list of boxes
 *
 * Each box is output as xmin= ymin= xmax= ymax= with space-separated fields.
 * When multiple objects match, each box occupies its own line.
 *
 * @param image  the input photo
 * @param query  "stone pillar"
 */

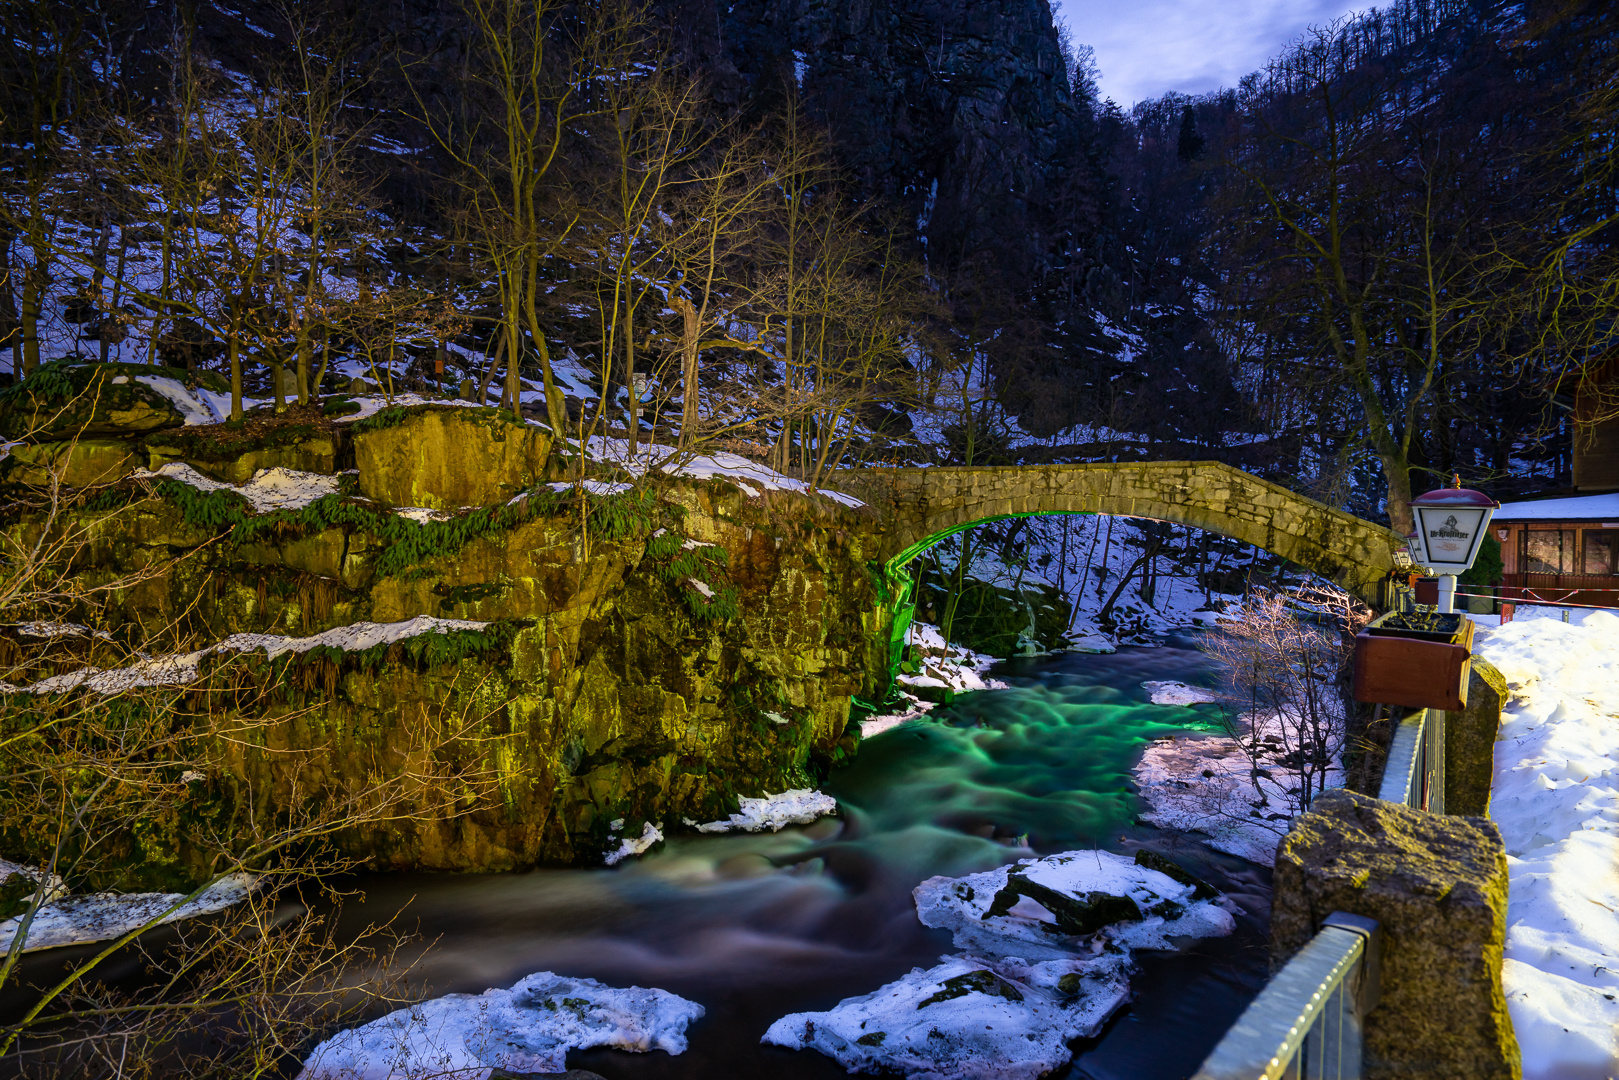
xmin=1271 ymin=789 xmax=1519 ymax=1080
xmin=1444 ymin=657 xmax=1506 ymax=817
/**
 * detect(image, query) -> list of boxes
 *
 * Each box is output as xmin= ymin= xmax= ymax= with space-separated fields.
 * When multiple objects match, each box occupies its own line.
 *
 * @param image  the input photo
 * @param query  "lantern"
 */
xmin=1408 ymin=476 xmax=1498 ymax=613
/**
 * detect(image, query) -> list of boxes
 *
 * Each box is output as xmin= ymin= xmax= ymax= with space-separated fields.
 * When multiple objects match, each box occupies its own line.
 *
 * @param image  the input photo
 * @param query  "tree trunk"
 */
xmin=672 ymin=294 xmax=700 ymax=449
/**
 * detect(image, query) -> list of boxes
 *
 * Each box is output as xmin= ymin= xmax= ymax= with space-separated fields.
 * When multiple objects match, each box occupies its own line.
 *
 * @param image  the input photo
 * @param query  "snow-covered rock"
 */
xmin=0 ymin=873 xmax=256 ymax=953
xmin=763 ymin=955 xmax=1111 ymax=1080
xmin=912 ymin=849 xmax=1234 ymax=962
xmin=604 ymin=821 xmax=663 ymax=865
xmin=134 ymin=462 xmax=342 ymax=513
xmin=298 ymin=971 xmax=705 ymax=1080
xmin=764 ymin=850 xmax=1234 ymax=1079
xmin=689 ymin=789 xmax=837 ymax=834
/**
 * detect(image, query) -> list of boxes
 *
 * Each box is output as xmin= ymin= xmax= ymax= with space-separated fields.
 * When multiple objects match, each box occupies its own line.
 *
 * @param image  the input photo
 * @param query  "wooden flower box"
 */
xmin=1352 ymin=611 xmax=1475 ymax=712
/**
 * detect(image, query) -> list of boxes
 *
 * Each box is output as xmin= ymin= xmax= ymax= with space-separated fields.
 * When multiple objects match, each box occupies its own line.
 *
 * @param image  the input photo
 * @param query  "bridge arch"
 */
xmin=834 ymin=461 xmax=1405 ymax=669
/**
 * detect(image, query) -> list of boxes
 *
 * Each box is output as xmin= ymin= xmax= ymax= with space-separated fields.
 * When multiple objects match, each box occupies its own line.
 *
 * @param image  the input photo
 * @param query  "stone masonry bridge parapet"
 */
xmin=834 ymin=461 xmax=1406 ymax=609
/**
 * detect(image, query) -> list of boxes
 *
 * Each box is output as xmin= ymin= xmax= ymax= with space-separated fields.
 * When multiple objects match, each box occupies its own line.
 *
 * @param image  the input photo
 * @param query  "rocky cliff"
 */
xmin=0 ymin=364 xmax=889 ymax=888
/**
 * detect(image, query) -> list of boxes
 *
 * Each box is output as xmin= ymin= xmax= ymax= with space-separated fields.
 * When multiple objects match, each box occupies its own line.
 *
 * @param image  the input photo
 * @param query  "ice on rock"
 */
xmin=691 ymin=789 xmax=837 ymax=833
xmin=764 ymin=850 xmax=1234 ymax=1079
xmin=1141 ymin=680 xmax=1221 ymax=706
xmin=299 ymin=971 xmax=704 ymax=1079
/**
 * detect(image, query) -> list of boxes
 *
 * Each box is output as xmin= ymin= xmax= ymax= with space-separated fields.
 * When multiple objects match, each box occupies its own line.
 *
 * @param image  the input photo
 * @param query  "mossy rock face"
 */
xmin=2 ymin=470 xmax=887 ymax=875
xmin=1 ymin=438 xmax=141 ymax=488
xmin=0 ymin=362 xmax=225 ymax=440
xmin=353 ymin=406 xmax=553 ymax=509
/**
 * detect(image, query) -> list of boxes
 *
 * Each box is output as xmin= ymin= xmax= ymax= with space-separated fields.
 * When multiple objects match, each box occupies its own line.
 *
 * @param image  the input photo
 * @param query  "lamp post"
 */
xmin=1408 ymin=476 xmax=1499 ymax=614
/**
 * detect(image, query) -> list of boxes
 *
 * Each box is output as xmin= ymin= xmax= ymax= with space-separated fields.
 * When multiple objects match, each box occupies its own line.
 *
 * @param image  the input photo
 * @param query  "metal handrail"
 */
xmin=1377 ymin=707 xmax=1445 ymax=813
xmin=1193 ymin=912 xmax=1383 ymax=1080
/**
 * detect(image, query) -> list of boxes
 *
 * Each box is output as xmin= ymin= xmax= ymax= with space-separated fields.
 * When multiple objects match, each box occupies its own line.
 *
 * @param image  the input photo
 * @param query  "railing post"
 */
xmin=1191 ymin=912 xmax=1382 ymax=1080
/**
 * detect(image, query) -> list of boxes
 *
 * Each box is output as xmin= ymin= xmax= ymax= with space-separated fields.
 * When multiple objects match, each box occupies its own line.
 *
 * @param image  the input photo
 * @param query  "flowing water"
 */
xmin=327 ymin=637 xmax=1274 ymax=1079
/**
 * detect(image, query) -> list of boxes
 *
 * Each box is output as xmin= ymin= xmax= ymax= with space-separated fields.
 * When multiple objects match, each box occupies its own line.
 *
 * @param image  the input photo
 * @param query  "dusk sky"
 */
xmin=1053 ymin=0 xmax=1375 ymax=106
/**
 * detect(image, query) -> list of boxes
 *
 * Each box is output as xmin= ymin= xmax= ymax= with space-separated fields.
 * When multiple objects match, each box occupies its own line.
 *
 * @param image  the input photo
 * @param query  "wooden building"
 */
xmin=1497 ymin=493 xmax=1619 ymax=608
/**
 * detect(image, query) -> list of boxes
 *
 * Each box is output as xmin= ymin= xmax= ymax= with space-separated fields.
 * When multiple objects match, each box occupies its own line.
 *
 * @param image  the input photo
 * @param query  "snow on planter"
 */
xmin=134 ymin=462 xmax=342 ymax=513
xmin=764 ymin=849 xmax=1234 ymax=1079
xmin=0 ymin=873 xmax=257 ymax=953
xmin=688 ymin=789 xmax=838 ymax=833
xmin=297 ymin=971 xmax=705 ymax=1080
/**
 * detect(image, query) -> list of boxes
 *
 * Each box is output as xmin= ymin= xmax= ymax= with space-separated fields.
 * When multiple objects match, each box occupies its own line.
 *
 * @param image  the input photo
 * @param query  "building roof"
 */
xmin=1494 ymin=492 xmax=1619 ymax=523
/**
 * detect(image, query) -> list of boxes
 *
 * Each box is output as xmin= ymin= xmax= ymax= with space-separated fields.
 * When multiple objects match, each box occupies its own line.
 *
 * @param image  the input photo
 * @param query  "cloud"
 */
xmin=1054 ymin=0 xmax=1376 ymax=106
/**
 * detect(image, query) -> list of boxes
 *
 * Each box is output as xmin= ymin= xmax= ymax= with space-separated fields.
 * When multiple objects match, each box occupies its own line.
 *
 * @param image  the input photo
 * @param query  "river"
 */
xmin=329 ymin=635 xmax=1273 ymax=1079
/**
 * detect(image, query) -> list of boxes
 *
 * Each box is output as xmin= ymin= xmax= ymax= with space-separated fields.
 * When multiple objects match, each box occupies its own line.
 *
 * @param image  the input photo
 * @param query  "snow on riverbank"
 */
xmin=0 ymin=873 xmax=256 ymax=953
xmin=763 ymin=849 xmax=1234 ymax=1079
xmin=298 ymin=971 xmax=705 ymax=1079
xmin=1474 ymin=607 xmax=1619 ymax=1079
xmin=860 ymin=621 xmax=1007 ymax=739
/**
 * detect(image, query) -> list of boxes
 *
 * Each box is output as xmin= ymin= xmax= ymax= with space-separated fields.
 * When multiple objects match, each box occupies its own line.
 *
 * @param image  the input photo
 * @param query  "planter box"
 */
xmin=1353 ymin=613 xmax=1475 ymax=711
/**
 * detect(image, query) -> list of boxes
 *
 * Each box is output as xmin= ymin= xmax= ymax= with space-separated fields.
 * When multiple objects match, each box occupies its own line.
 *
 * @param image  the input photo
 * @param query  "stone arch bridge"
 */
xmin=833 ymin=461 xmax=1406 ymax=664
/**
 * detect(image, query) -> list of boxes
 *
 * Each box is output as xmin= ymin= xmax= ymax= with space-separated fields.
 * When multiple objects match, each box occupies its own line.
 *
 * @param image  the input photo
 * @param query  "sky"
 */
xmin=1053 ymin=0 xmax=1375 ymax=107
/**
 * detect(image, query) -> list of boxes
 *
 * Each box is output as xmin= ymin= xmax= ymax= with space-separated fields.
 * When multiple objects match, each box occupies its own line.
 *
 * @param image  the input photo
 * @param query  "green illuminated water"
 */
xmin=314 ymin=640 xmax=1270 ymax=1080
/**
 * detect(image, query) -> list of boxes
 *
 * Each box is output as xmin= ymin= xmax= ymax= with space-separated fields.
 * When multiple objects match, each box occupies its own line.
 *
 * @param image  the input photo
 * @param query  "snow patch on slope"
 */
xmin=135 ymin=462 xmax=342 ymax=513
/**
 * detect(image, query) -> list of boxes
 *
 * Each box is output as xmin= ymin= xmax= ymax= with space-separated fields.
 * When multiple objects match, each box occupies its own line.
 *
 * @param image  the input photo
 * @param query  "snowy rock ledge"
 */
xmin=0 ymin=873 xmax=257 ymax=954
xmin=4 ymin=616 xmax=492 ymax=696
xmin=298 ymin=971 xmax=705 ymax=1080
xmin=764 ymin=850 xmax=1234 ymax=1079
xmin=689 ymin=789 xmax=838 ymax=834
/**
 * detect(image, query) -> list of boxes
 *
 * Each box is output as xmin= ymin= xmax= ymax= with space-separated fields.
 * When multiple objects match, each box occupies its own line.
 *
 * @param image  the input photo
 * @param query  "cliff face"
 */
xmin=668 ymin=0 xmax=1093 ymax=289
xmin=0 ymin=370 xmax=888 ymax=886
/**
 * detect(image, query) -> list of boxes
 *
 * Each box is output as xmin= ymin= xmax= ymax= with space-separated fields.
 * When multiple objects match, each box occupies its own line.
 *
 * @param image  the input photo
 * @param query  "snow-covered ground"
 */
xmin=0 ymin=872 xmax=256 ymax=953
xmin=1475 ymin=606 xmax=1619 ymax=1079
xmin=763 ymin=849 xmax=1235 ymax=1079
xmin=298 ymin=971 xmax=705 ymax=1079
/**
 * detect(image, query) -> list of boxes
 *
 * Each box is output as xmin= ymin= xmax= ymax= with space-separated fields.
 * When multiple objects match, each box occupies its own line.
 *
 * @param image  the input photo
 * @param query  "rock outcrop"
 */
xmin=0 ymin=395 xmax=887 ymax=886
xmin=1271 ymin=789 xmax=1519 ymax=1080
